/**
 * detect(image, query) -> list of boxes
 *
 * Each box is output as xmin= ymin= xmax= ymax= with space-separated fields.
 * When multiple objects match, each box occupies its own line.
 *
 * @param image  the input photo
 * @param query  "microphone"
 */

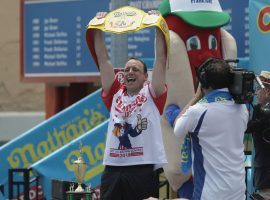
xmin=255 ymin=75 xmax=265 ymax=90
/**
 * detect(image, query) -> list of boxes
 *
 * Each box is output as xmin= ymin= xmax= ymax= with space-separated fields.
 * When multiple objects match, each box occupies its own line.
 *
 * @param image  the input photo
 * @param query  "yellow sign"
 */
xmin=86 ymin=6 xmax=170 ymax=59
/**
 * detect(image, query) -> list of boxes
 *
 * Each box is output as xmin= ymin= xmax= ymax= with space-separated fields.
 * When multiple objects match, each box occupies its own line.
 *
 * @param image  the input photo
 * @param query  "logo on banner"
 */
xmin=257 ymin=6 xmax=270 ymax=33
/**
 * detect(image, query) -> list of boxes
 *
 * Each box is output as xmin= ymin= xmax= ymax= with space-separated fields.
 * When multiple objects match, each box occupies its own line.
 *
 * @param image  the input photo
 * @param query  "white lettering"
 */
xmin=32 ymin=62 xmax=40 ymax=67
xmin=56 ymin=32 xmax=68 ymax=37
xmin=191 ymin=0 xmax=212 ymax=3
xmin=44 ymin=40 xmax=53 ymax=45
xmin=44 ymin=47 xmax=53 ymax=52
xmin=44 ymin=54 xmax=55 ymax=59
xmin=128 ymin=44 xmax=137 ymax=50
xmin=56 ymin=54 xmax=67 ymax=59
xmin=54 ymin=39 xmax=68 ymax=45
xmin=53 ymin=46 xmax=68 ymax=52
xmin=44 ymin=61 xmax=56 ymax=67
xmin=56 ymin=61 xmax=67 ymax=66
xmin=44 ymin=32 xmax=55 ymax=38
xmin=134 ymin=36 xmax=150 ymax=42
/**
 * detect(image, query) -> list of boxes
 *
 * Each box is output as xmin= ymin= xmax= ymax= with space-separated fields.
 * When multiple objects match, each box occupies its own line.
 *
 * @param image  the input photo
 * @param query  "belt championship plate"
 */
xmin=86 ymin=6 xmax=170 ymax=68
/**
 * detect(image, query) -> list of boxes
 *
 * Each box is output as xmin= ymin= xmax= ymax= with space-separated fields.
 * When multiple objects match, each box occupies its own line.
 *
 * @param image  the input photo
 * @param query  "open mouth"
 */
xmin=127 ymin=77 xmax=136 ymax=83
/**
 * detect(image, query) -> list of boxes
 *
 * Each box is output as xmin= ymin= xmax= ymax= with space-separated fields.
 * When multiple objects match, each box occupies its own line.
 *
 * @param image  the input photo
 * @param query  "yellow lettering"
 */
xmin=7 ymin=108 xmax=107 ymax=170
xmin=85 ymin=164 xmax=105 ymax=181
xmin=65 ymin=124 xmax=80 ymax=141
xmin=77 ymin=109 xmax=91 ymax=134
xmin=53 ymin=129 xmax=67 ymax=146
xmin=37 ymin=141 xmax=50 ymax=158
xmin=64 ymin=150 xmax=80 ymax=172
xmin=89 ymin=109 xmax=107 ymax=128
xmin=94 ymin=143 xmax=105 ymax=161
xmin=78 ymin=118 xmax=90 ymax=134
xmin=84 ymin=146 xmax=97 ymax=165
xmin=47 ymin=132 xmax=59 ymax=151
xmin=64 ymin=143 xmax=105 ymax=172
xmin=7 ymin=144 xmax=39 ymax=168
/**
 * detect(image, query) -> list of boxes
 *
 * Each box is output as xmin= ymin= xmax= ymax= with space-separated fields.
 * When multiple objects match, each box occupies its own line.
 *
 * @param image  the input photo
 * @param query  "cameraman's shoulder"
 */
xmin=188 ymin=103 xmax=207 ymax=117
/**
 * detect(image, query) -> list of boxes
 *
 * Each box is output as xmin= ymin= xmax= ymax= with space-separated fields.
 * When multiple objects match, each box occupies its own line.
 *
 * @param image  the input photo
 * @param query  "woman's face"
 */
xmin=256 ymin=86 xmax=270 ymax=105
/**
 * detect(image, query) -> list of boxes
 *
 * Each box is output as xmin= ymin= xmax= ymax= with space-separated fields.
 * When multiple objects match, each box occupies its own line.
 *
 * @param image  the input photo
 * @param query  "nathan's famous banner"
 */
xmin=0 ymin=89 xmax=109 ymax=198
xmin=31 ymin=120 xmax=108 ymax=200
xmin=249 ymin=0 xmax=270 ymax=74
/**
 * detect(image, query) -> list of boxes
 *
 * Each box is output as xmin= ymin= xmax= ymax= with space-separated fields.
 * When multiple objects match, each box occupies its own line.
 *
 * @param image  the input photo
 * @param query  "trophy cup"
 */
xmin=73 ymin=141 xmax=87 ymax=192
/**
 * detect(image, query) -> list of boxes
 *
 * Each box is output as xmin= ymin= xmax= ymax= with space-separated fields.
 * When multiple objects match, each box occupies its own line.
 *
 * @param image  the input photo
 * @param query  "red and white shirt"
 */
xmin=102 ymin=79 xmax=168 ymax=167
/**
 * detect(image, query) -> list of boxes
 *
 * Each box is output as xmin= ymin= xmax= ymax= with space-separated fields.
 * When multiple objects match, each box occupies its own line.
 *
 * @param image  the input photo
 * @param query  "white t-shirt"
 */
xmin=102 ymin=79 xmax=167 ymax=167
xmin=174 ymin=89 xmax=249 ymax=200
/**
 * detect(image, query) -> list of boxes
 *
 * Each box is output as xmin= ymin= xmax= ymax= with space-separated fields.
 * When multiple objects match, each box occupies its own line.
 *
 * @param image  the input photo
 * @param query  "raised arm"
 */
xmin=93 ymin=12 xmax=115 ymax=95
xmin=174 ymin=84 xmax=203 ymax=126
xmin=151 ymin=12 xmax=167 ymax=97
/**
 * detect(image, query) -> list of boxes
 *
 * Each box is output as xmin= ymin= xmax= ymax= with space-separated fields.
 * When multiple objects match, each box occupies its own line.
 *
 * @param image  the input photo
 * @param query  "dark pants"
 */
xmin=100 ymin=165 xmax=159 ymax=200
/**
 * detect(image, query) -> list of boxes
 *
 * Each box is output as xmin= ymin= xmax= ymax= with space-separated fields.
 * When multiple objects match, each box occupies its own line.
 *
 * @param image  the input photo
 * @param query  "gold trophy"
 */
xmin=73 ymin=141 xmax=87 ymax=192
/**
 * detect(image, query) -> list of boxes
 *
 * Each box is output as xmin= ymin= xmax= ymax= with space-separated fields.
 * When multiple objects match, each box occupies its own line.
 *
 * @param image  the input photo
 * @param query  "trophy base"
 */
xmin=74 ymin=184 xmax=84 ymax=192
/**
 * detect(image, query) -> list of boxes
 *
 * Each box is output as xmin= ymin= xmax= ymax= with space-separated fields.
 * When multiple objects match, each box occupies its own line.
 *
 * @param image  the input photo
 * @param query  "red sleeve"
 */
xmin=148 ymin=85 xmax=168 ymax=115
xmin=101 ymin=79 xmax=122 ymax=111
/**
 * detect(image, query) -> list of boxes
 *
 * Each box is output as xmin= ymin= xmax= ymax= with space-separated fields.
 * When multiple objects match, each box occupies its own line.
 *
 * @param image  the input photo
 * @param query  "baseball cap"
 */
xmin=159 ymin=0 xmax=230 ymax=28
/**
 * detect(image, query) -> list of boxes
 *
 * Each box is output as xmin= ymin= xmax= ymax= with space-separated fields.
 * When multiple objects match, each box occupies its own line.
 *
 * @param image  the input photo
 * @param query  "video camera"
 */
xmin=197 ymin=58 xmax=262 ymax=104
xmin=227 ymin=59 xmax=255 ymax=104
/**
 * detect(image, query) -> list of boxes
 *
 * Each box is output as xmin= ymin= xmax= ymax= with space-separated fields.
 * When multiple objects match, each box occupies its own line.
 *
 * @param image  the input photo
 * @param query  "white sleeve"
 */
xmin=174 ymin=106 xmax=194 ymax=139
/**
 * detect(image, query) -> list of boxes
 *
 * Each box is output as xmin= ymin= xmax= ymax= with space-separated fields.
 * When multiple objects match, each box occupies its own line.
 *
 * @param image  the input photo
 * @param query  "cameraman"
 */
xmin=247 ymin=71 xmax=270 ymax=199
xmin=173 ymin=58 xmax=249 ymax=200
